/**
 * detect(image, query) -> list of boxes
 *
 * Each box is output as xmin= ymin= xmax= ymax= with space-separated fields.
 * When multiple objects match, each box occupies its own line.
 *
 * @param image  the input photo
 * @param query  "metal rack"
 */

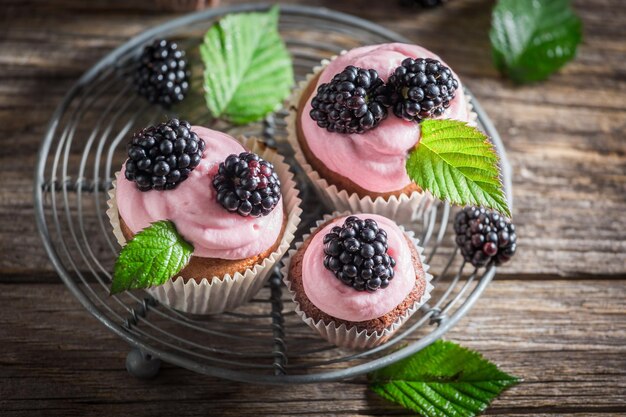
xmin=34 ymin=4 xmax=512 ymax=384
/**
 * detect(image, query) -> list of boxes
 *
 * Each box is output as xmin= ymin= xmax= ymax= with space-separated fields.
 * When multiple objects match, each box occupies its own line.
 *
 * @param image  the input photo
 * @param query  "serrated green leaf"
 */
xmin=369 ymin=340 xmax=519 ymax=417
xmin=406 ymin=119 xmax=510 ymax=216
xmin=490 ymin=0 xmax=582 ymax=84
xmin=110 ymin=220 xmax=193 ymax=295
xmin=200 ymin=6 xmax=294 ymax=124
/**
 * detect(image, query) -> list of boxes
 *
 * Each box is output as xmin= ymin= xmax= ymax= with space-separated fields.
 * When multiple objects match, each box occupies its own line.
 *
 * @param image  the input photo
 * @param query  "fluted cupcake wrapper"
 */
xmin=280 ymin=211 xmax=433 ymax=350
xmin=285 ymin=52 xmax=478 ymax=225
xmin=107 ymin=136 xmax=302 ymax=315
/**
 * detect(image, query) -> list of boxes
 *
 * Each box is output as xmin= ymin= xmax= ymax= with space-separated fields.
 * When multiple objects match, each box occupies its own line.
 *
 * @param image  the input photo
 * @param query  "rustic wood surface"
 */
xmin=1 ymin=0 xmax=625 ymax=416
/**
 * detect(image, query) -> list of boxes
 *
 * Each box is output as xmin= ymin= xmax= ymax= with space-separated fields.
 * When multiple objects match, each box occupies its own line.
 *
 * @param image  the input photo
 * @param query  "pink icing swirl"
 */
xmin=302 ymin=214 xmax=418 ymax=322
xmin=117 ymin=126 xmax=284 ymax=260
xmin=300 ymin=43 xmax=470 ymax=193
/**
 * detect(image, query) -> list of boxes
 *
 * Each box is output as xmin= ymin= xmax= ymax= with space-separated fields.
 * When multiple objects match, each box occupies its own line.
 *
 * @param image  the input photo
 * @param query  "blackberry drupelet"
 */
xmin=213 ymin=152 xmax=281 ymax=217
xmin=309 ymin=65 xmax=389 ymax=134
xmin=124 ymin=119 xmax=204 ymax=191
xmin=323 ymin=216 xmax=397 ymax=292
xmin=134 ymin=39 xmax=190 ymax=107
xmin=387 ymin=57 xmax=458 ymax=122
xmin=453 ymin=206 xmax=517 ymax=268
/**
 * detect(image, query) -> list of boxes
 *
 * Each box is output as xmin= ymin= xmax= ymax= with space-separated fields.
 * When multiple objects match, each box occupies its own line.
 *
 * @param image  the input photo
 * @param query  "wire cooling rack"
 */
xmin=34 ymin=4 xmax=512 ymax=383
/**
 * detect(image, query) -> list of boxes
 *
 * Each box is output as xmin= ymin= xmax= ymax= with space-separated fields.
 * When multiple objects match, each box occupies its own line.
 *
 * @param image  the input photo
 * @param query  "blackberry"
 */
xmin=309 ymin=66 xmax=389 ymax=134
xmin=124 ymin=119 xmax=204 ymax=191
xmin=323 ymin=216 xmax=397 ymax=292
xmin=387 ymin=57 xmax=458 ymax=122
xmin=134 ymin=39 xmax=190 ymax=107
xmin=212 ymin=152 xmax=281 ymax=217
xmin=453 ymin=207 xmax=517 ymax=268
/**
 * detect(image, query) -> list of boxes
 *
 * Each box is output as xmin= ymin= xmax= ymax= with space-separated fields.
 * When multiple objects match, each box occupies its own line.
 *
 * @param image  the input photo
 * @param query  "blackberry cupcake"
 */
xmin=281 ymin=212 xmax=432 ymax=349
xmin=286 ymin=43 xmax=477 ymax=223
xmin=107 ymin=120 xmax=301 ymax=314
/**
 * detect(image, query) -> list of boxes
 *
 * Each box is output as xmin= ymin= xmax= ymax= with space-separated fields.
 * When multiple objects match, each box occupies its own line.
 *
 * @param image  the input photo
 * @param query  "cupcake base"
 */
xmin=288 ymin=219 xmax=426 ymax=334
xmin=107 ymin=136 xmax=302 ymax=315
xmin=286 ymin=52 xmax=478 ymax=224
xmin=281 ymin=212 xmax=433 ymax=349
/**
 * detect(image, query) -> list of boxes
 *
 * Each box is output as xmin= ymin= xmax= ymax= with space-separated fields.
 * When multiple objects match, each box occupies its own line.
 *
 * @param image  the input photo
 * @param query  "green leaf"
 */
xmin=110 ymin=220 xmax=193 ymax=295
xmin=406 ymin=119 xmax=510 ymax=216
xmin=369 ymin=340 xmax=520 ymax=417
xmin=200 ymin=6 xmax=294 ymax=124
xmin=490 ymin=0 xmax=582 ymax=84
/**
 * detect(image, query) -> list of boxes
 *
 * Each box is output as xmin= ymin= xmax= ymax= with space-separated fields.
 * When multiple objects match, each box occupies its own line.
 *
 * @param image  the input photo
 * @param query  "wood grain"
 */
xmin=0 ymin=0 xmax=625 ymax=415
xmin=1 ymin=280 xmax=624 ymax=416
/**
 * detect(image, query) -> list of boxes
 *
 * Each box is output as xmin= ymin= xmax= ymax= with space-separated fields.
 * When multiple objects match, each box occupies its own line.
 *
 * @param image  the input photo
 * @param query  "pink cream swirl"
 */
xmin=302 ymin=214 xmax=418 ymax=322
xmin=116 ymin=126 xmax=284 ymax=260
xmin=300 ymin=43 xmax=470 ymax=193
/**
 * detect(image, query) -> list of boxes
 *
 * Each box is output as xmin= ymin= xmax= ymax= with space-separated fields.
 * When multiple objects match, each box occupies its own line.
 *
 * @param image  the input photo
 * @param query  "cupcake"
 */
xmin=107 ymin=119 xmax=301 ymax=314
xmin=287 ymin=43 xmax=477 ymax=223
xmin=282 ymin=212 xmax=432 ymax=349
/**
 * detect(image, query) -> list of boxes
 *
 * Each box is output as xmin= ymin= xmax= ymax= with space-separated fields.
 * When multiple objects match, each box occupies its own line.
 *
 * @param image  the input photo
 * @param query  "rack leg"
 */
xmin=126 ymin=348 xmax=161 ymax=379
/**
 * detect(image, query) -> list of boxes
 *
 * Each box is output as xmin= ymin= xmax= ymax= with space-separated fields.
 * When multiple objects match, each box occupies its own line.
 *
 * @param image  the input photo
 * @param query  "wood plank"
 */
xmin=0 ymin=280 xmax=624 ymax=416
xmin=1 ymin=0 xmax=625 ymax=416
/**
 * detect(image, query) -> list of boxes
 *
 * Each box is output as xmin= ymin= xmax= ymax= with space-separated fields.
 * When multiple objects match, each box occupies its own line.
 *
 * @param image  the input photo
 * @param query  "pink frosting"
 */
xmin=300 ymin=43 xmax=470 ymax=193
xmin=116 ymin=126 xmax=284 ymax=260
xmin=301 ymin=214 xmax=418 ymax=322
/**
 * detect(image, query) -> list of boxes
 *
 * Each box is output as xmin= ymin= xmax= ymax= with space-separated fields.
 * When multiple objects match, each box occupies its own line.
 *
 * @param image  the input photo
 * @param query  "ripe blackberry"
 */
xmin=212 ymin=152 xmax=281 ymax=217
xmin=124 ymin=119 xmax=204 ymax=191
xmin=134 ymin=39 xmax=190 ymax=107
xmin=310 ymin=66 xmax=389 ymax=134
xmin=323 ymin=216 xmax=397 ymax=292
xmin=387 ymin=57 xmax=458 ymax=122
xmin=453 ymin=207 xmax=517 ymax=268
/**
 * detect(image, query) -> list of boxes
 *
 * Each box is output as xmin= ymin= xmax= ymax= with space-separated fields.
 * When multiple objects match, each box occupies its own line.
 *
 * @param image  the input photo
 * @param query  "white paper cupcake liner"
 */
xmin=286 ymin=52 xmax=478 ymax=225
xmin=107 ymin=136 xmax=302 ymax=315
xmin=281 ymin=211 xmax=433 ymax=350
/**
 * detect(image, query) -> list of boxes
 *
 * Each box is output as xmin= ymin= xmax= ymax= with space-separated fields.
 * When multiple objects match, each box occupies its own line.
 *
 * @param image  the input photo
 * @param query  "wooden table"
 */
xmin=2 ymin=0 xmax=625 ymax=415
